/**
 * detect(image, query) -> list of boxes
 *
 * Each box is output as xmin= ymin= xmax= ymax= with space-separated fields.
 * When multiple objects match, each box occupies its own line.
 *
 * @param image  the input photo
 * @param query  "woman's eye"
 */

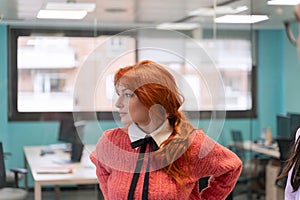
xmin=125 ymin=93 xmax=133 ymax=98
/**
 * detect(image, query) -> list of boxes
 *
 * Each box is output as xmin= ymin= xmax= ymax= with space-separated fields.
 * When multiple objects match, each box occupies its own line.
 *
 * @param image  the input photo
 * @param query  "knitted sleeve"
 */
xmin=190 ymin=130 xmax=242 ymax=200
xmin=90 ymin=150 xmax=110 ymax=199
xmin=90 ymin=129 xmax=116 ymax=200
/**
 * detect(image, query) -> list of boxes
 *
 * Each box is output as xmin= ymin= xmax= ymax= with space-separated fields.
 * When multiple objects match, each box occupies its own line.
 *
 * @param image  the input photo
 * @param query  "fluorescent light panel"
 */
xmin=267 ymin=0 xmax=300 ymax=5
xmin=215 ymin=15 xmax=269 ymax=24
xmin=37 ymin=10 xmax=87 ymax=20
xmin=156 ymin=23 xmax=199 ymax=30
xmin=37 ymin=2 xmax=95 ymax=20
xmin=45 ymin=2 xmax=96 ymax=12
xmin=189 ymin=6 xmax=248 ymax=17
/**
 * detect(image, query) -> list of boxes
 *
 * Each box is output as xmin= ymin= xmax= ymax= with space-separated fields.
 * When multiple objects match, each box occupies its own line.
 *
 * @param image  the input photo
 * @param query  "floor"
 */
xmin=23 ymin=186 xmax=264 ymax=200
xmin=232 ymin=184 xmax=266 ymax=200
xmin=234 ymin=193 xmax=266 ymax=200
xmin=25 ymin=185 xmax=104 ymax=200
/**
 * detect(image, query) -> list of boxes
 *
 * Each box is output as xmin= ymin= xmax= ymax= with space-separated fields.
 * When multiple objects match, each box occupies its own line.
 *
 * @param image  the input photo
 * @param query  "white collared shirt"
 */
xmin=128 ymin=120 xmax=173 ymax=147
xmin=285 ymin=128 xmax=300 ymax=200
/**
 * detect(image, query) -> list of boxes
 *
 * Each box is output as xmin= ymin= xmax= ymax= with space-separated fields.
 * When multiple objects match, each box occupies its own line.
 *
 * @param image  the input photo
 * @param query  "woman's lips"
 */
xmin=119 ymin=112 xmax=127 ymax=117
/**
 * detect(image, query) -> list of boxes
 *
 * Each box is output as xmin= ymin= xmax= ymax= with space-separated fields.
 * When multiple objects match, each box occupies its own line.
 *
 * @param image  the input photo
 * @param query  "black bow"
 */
xmin=128 ymin=136 xmax=158 ymax=200
xmin=130 ymin=136 xmax=158 ymax=151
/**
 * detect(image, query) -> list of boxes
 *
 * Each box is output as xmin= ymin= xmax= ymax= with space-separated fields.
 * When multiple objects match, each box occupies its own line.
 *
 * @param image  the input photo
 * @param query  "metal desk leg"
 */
xmin=24 ymin=153 xmax=28 ymax=190
xmin=54 ymin=185 xmax=61 ymax=200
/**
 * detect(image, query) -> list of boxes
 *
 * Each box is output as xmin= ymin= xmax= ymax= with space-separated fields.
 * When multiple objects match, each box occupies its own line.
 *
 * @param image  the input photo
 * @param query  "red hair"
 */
xmin=114 ymin=60 xmax=194 ymax=186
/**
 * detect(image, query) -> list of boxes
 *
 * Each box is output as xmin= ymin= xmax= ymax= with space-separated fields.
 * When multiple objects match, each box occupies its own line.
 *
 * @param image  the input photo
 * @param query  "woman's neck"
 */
xmin=137 ymin=119 xmax=165 ymax=134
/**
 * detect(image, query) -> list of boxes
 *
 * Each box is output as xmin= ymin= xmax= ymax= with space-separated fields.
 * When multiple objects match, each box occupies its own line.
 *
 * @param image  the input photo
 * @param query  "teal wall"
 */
xmin=284 ymin=31 xmax=300 ymax=113
xmin=257 ymin=30 xmax=285 ymax=133
xmin=0 ymin=24 xmax=296 ymax=188
xmin=0 ymin=25 xmax=8 ymax=150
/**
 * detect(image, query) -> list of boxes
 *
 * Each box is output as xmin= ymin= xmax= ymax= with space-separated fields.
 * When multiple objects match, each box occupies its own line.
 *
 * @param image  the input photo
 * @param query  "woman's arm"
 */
xmin=90 ymin=151 xmax=110 ymax=199
xmin=190 ymin=131 xmax=242 ymax=200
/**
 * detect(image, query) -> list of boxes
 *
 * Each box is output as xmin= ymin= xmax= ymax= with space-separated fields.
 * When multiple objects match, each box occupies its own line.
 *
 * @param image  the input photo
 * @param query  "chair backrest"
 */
xmin=231 ymin=130 xmax=244 ymax=142
xmin=0 ymin=142 xmax=7 ymax=188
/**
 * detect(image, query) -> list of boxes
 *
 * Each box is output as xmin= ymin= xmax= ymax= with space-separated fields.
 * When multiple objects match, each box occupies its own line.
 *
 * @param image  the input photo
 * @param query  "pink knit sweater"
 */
xmin=90 ymin=128 xmax=242 ymax=200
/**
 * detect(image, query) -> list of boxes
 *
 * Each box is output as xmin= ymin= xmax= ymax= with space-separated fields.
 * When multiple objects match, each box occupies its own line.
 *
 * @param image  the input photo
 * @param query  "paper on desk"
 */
xmin=35 ymin=167 xmax=73 ymax=174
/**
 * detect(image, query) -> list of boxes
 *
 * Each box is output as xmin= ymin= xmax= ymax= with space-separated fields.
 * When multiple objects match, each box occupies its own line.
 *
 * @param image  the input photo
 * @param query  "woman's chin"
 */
xmin=120 ymin=118 xmax=132 ymax=126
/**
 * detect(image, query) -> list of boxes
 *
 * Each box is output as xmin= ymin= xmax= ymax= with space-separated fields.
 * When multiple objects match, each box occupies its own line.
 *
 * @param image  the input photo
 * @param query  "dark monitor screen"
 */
xmin=58 ymin=119 xmax=86 ymax=162
xmin=276 ymin=115 xmax=291 ymax=138
xmin=58 ymin=118 xmax=75 ymax=143
xmin=289 ymin=113 xmax=300 ymax=138
xmin=58 ymin=119 xmax=86 ymax=143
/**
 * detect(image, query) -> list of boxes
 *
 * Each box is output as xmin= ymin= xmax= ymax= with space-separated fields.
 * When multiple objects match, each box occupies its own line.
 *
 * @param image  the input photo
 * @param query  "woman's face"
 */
xmin=115 ymin=84 xmax=150 ymax=126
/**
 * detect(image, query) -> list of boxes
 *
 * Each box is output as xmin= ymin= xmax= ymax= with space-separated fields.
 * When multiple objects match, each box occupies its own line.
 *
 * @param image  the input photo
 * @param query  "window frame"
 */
xmin=8 ymin=27 xmax=257 ymax=121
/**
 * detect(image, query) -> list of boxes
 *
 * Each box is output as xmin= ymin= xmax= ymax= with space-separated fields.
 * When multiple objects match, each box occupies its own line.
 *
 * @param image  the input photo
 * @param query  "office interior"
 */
xmin=1 ymin=0 xmax=300 ymax=199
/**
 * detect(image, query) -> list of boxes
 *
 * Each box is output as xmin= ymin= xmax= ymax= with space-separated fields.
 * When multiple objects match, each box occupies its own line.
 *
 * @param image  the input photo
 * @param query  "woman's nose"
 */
xmin=115 ymin=96 xmax=123 ymax=108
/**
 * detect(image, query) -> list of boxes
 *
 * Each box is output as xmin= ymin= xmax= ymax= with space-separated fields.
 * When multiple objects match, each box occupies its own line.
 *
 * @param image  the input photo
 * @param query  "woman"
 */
xmin=279 ymin=128 xmax=300 ymax=199
xmin=279 ymin=4 xmax=300 ymax=199
xmin=90 ymin=60 xmax=242 ymax=200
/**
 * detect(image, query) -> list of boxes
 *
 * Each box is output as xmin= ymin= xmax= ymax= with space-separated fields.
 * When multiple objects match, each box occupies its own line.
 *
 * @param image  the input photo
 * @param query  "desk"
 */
xmin=228 ymin=141 xmax=280 ymax=159
xmin=229 ymin=141 xmax=283 ymax=200
xmin=24 ymin=144 xmax=98 ymax=200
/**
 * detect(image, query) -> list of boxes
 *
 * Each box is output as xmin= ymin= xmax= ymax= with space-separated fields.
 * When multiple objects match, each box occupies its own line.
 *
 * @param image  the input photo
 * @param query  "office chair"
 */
xmin=275 ymin=137 xmax=293 ymax=189
xmin=2 ymin=152 xmax=24 ymax=187
xmin=6 ymin=171 xmax=23 ymax=187
xmin=230 ymin=130 xmax=268 ymax=199
xmin=0 ymin=142 xmax=28 ymax=200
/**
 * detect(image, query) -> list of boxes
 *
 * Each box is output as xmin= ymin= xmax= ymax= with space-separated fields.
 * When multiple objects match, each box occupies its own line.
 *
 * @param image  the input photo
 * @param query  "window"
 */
xmin=8 ymin=27 xmax=256 ymax=121
xmin=136 ymin=29 xmax=256 ymax=119
xmin=9 ymin=28 xmax=137 ymax=120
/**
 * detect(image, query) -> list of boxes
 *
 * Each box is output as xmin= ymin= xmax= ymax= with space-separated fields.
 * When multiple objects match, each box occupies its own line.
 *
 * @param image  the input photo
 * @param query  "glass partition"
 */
xmin=4 ymin=0 xmax=278 ymax=198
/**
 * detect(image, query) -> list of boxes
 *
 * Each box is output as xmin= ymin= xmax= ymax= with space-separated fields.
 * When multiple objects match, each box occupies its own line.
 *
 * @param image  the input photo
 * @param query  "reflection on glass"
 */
xmin=18 ymin=35 xmax=136 ymax=112
xmin=18 ymin=34 xmax=252 ymax=112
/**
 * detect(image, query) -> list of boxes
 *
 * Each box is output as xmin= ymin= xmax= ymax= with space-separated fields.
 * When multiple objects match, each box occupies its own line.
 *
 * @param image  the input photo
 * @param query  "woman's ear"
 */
xmin=149 ymin=104 xmax=167 ymax=123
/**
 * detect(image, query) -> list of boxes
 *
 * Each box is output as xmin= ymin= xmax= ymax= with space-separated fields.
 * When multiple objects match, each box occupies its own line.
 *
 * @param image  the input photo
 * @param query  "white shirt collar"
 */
xmin=128 ymin=120 xmax=173 ymax=147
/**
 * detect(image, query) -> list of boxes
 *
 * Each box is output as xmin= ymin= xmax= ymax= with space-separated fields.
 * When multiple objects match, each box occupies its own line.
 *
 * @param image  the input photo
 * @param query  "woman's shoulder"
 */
xmin=187 ymin=129 xmax=242 ymax=168
xmin=102 ymin=127 xmax=127 ymax=138
xmin=97 ymin=127 xmax=131 ymax=148
xmin=187 ymin=129 xmax=237 ymax=160
xmin=188 ymin=129 xmax=217 ymax=153
xmin=189 ymin=129 xmax=216 ymax=145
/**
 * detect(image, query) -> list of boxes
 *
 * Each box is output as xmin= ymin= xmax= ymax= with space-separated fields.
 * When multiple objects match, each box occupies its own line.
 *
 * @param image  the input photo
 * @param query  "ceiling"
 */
xmin=0 ymin=0 xmax=297 ymax=30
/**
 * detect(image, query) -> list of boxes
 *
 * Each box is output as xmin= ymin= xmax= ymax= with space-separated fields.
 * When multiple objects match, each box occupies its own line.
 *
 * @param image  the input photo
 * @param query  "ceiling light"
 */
xmin=156 ymin=23 xmax=199 ymax=30
xmin=45 ymin=2 xmax=96 ymax=12
xmin=36 ymin=2 xmax=95 ymax=20
xmin=267 ymin=0 xmax=300 ymax=5
xmin=215 ymin=15 xmax=269 ymax=24
xmin=189 ymin=6 xmax=248 ymax=17
xmin=37 ymin=10 xmax=88 ymax=20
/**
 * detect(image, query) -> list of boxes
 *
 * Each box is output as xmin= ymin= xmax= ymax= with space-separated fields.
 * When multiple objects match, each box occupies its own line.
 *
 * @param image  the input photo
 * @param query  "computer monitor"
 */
xmin=288 ymin=113 xmax=300 ymax=140
xmin=58 ymin=118 xmax=75 ymax=144
xmin=276 ymin=114 xmax=291 ymax=139
xmin=58 ymin=119 xmax=86 ymax=162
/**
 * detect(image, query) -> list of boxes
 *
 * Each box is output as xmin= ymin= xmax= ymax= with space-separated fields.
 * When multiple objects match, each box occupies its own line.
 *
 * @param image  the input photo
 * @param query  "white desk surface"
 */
xmin=229 ymin=140 xmax=281 ymax=200
xmin=228 ymin=141 xmax=280 ymax=159
xmin=24 ymin=144 xmax=98 ymax=200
